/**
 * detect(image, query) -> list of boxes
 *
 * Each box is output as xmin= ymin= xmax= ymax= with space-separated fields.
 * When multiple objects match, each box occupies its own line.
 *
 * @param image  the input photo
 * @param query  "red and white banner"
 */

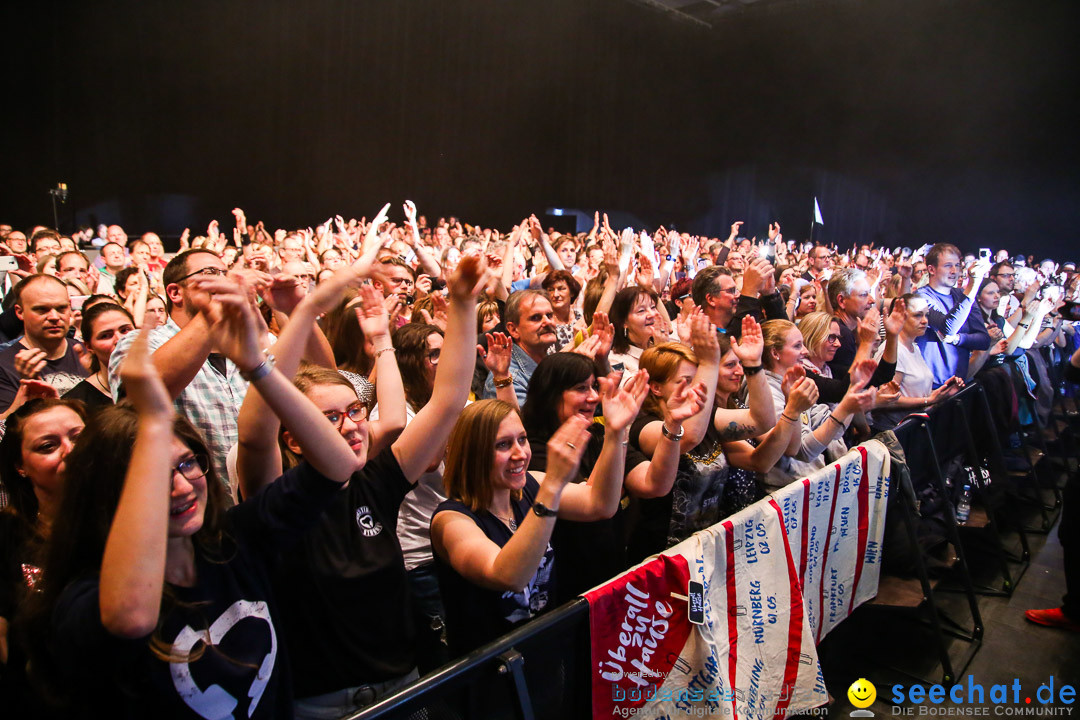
xmin=772 ymin=444 xmax=890 ymax=641
xmin=586 ymin=440 xmax=891 ymax=718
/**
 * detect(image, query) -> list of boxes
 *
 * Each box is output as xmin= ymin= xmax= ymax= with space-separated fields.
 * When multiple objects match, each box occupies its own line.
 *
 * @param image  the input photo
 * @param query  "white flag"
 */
xmin=814 ymin=197 xmax=824 ymax=226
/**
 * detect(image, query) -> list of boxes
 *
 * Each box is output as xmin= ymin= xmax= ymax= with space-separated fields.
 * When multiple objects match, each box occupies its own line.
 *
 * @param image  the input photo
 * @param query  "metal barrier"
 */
xmin=343 ymin=380 xmax=1060 ymax=717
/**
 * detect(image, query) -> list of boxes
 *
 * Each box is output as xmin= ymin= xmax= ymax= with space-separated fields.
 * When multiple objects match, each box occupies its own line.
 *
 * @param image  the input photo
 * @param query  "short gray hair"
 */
xmin=827 ymin=268 xmax=866 ymax=311
xmin=505 ymin=289 xmax=551 ymax=325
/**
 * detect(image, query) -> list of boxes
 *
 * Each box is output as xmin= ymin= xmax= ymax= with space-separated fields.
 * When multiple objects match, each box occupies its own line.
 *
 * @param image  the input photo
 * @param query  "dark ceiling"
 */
xmin=1 ymin=0 xmax=1078 ymax=256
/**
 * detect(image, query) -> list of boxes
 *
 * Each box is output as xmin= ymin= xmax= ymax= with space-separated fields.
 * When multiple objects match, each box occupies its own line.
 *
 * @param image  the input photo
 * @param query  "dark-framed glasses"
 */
xmin=174 ymin=454 xmax=209 ymax=481
xmin=176 ymin=266 xmax=226 ymax=283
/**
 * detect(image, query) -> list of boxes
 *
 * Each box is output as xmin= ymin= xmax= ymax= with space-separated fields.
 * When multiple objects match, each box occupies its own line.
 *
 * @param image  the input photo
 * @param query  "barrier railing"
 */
xmin=343 ymin=379 xmax=1057 ymax=719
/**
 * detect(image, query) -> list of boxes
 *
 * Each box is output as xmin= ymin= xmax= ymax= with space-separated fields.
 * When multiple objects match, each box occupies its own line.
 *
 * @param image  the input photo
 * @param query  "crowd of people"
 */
xmin=0 ymin=206 xmax=1077 ymax=717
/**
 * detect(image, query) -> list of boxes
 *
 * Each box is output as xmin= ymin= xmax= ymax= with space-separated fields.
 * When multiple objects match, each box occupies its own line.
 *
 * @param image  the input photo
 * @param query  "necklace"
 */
xmin=88 ymin=370 xmax=110 ymax=396
xmin=493 ymin=513 xmax=517 ymax=531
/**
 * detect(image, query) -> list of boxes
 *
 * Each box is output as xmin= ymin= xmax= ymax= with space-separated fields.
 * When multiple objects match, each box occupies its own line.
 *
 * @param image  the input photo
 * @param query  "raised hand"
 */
xmin=415 ymin=273 xmax=433 ymax=295
xmin=786 ymin=376 xmax=819 ymax=414
xmin=781 ymin=364 xmax=806 ymax=397
xmin=231 ymin=207 xmax=247 ymax=231
xmin=598 ymin=369 xmax=649 ymax=433
xmin=343 ymin=286 xmax=386 ymax=344
xmin=848 ymin=357 xmax=878 ymax=391
xmin=446 ymin=252 xmax=489 ymax=301
xmin=478 ymin=332 xmax=512 ymax=377
xmin=264 ymin=275 xmax=306 ymax=317
xmin=883 ymin=297 xmax=906 ymax=337
xmin=741 ymin=259 xmax=770 ymax=297
xmin=665 ymin=378 xmax=709 ymax=424
xmin=3 ymin=378 xmax=61 ymax=419
xmin=857 ymin=307 xmax=881 ymax=345
xmin=728 ymin=221 xmax=744 ymax=241
xmin=768 ymin=222 xmax=781 ymax=242
xmin=675 ymin=301 xmax=699 ymax=345
xmin=689 ymin=312 xmax=720 ymax=364
xmin=545 ymin=414 xmax=593 ymax=486
xmin=119 ymin=325 xmax=173 ymax=418
xmin=590 ymin=311 xmax=614 ymax=360
xmin=602 ymin=238 xmax=620 ymax=279
xmin=730 ymin=314 xmax=764 ymax=365
xmin=874 ymin=380 xmax=901 ymax=408
xmin=191 ymin=278 xmax=265 ymax=372
xmin=570 ymin=333 xmax=602 ymax=359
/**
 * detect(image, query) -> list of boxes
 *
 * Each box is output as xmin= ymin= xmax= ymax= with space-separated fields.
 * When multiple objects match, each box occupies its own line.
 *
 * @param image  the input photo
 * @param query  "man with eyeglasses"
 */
xmin=691 ymin=264 xmax=786 ymax=338
xmin=915 ymin=242 xmax=992 ymax=387
xmin=802 ymin=245 xmax=832 ymax=283
xmin=827 ymin=268 xmax=876 ymax=377
xmin=989 ymin=260 xmax=1020 ymax=319
xmin=108 ymin=249 xmax=258 ymax=498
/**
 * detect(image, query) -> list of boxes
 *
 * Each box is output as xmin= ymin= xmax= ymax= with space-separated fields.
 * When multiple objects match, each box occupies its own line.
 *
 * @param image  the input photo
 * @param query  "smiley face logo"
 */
xmin=848 ymin=678 xmax=877 ymax=709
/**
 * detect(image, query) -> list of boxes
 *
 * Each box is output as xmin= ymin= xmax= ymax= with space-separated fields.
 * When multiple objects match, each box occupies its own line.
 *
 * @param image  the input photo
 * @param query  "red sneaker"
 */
xmin=1024 ymin=608 xmax=1080 ymax=632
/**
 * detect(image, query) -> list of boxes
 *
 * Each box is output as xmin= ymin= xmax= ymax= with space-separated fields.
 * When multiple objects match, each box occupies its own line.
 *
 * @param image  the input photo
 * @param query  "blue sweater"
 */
xmin=914 ymin=285 xmax=992 ymax=386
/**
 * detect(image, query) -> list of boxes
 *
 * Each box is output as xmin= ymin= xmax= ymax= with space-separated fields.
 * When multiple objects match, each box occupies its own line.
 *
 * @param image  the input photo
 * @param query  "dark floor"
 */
xmin=813 ymin=444 xmax=1079 ymax=720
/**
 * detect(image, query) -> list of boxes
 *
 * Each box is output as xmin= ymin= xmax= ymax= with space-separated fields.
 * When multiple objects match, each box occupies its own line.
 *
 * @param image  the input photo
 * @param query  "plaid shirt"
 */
xmin=110 ymin=318 xmax=248 ymax=492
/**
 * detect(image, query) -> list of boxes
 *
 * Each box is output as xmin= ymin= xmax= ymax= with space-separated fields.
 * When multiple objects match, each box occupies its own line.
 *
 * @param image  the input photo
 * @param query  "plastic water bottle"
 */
xmin=956 ymin=484 xmax=972 ymax=525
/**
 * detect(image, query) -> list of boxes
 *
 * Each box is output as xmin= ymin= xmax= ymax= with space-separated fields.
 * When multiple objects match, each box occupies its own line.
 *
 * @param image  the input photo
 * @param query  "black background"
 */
xmin=2 ymin=0 xmax=1078 ymax=256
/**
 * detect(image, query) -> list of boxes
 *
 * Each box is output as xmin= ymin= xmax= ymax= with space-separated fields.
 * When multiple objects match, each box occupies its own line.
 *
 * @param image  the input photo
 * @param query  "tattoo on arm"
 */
xmin=717 ymin=421 xmax=758 ymax=442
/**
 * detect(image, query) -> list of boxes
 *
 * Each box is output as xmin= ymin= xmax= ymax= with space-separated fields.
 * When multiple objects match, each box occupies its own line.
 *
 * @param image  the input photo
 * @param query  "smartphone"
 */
xmin=0 ymin=256 xmax=18 ymax=272
xmin=1061 ymin=301 xmax=1080 ymax=322
xmin=70 ymin=295 xmax=90 ymax=311
xmin=979 ymin=248 xmax=991 ymax=261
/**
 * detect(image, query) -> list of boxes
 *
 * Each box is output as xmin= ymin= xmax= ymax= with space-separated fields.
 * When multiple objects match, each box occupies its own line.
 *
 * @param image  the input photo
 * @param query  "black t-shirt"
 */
xmin=51 ymin=461 xmax=341 ymax=719
xmin=626 ymin=412 xmax=730 ymax=564
xmin=527 ymin=422 xmax=648 ymax=602
xmin=0 ymin=512 xmax=43 ymax=715
xmin=433 ymin=475 xmax=556 ymax=657
xmin=62 ymin=379 xmax=115 ymax=411
xmin=0 ymin=339 xmax=87 ymax=412
xmin=272 ymin=447 xmax=416 ymax=697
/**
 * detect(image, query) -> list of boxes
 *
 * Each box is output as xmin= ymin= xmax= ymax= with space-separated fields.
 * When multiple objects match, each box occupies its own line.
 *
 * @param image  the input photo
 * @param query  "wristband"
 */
xmin=374 ymin=346 xmax=396 ymax=358
xmin=780 ymin=412 xmax=798 ymax=423
xmin=661 ymin=423 xmax=684 ymax=441
xmin=493 ymin=375 xmax=513 ymax=389
xmin=826 ymin=414 xmax=844 ymax=428
xmin=742 ymin=363 xmax=764 ymax=376
xmin=240 ymin=353 xmax=276 ymax=383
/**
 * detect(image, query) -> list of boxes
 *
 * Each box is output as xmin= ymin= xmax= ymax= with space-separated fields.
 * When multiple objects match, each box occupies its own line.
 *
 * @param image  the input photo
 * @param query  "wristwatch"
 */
xmin=240 ymin=353 xmax=276 ymax=382
xmin=493 ymin=375 xmax=513 ymax=389
xmin=742 ymin=364 xmax=764 ymax=376
xmin=532 ymin=501 xmax=558 ymax=518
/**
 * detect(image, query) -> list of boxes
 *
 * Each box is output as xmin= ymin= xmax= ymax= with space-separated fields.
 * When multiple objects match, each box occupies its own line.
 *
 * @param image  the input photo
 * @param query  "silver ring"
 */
xmin=566 ymin=442 xmax=577 ymax=449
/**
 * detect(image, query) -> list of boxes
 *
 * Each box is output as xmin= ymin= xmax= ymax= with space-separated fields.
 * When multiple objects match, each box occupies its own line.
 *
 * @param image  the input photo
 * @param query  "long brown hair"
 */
xmin=0 ymin=398 xmax=89 ymax=532
xmin=22 ymin=404 xmax=229 ymax=702
xmin=443 ymin=399 xmax=520 ymax=513
xmin=320 ymin=290 xmax=372 ymax=376
xmin=392 ymin=322 xmax=443 ymax=411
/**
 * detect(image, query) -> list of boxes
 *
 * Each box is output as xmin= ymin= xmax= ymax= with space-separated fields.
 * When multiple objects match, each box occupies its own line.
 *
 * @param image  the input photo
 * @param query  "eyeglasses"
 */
xmin=826 ymin=334 xmax=842 ymax=344
xmin=716 ymin=285 xmax=739 ymax=296
xmin=426 ymin=348 xmax=442 ymax=365
xmin=175 ymin=266 xmax=226 ymax=283
xmin=323 ymin=404 xmax=368 ymax=428
xmin=174 ymin=454 xmax=209 ymax=481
